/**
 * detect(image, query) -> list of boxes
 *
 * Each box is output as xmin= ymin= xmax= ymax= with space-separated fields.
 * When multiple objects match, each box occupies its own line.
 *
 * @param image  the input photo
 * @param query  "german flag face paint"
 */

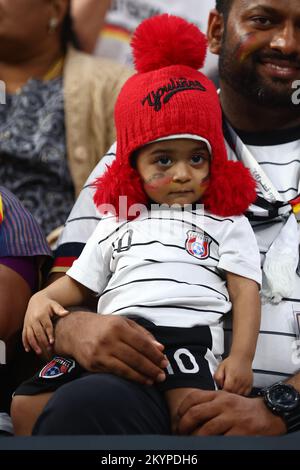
xmin=236 ymin=33 xmax=260 ymax=64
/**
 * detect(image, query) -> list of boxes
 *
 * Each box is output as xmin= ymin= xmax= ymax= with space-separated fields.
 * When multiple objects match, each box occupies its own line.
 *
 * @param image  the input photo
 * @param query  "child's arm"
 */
xmin=214 ymin=272 xmax=261 ymax=395
xmin=22 ymin=275 xmax=92 ymax=355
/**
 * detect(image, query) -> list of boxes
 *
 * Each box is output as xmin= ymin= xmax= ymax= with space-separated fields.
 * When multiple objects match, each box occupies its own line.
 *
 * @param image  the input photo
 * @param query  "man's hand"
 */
xmin=54 ymin=312 xmax=168 ymax=385
xmin=177 ymin=389 xmax=287 ymax=436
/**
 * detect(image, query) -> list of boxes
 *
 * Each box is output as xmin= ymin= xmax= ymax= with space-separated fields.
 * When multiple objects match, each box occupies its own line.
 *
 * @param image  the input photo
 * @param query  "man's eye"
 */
xmin=251 ymin=16 xmax=272 ymax=27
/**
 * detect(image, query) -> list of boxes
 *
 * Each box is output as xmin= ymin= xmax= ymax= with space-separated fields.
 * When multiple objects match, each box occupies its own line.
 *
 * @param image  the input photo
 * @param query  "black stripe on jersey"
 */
xmin=137 ymin=215 xmax=221 ymax=247
xmin=55 ymin=242 xmax=85 ymax=258
xmin=202 ymin=213 xmax=234 ymax=224
xmin=253 ymin=369 xmax=291 ymax=377
xmin=247 ymin=214 xmax=286 ymax=224
xmin=144 ymin=260 xmax=225 ymax=280
xmin=126 ymin=240 xmax=219 ymax=262
xmin=145 ymin=259 xmax=224 ymax=280
xmin=99 ymin=277 xmax=229 ymax=301
xmin=113 ymin=304 xmax=224 ymax=315
xmin=97 ymin=220 xmax=129 ymax=245
xmin=201 ymin=265 xmax=225 ymax=280
xmin=118 ymin=264 xmax=129 ymax=271
xmin=66 ymin=216 xmax=102 ymax=224
xmin=144 ymin=259 xmax=224 ymax=280
xmin=253 ymin=196 xmax=287 ymax=211
xmin=250 ymin=218 xmax=283 ymax=227
xmin=278 ymin=187 xmax=298 ymax=194
xmin=144 ymin=259 xmax=163 ymax=263
xmin=224 ymin=327 xmax=297 ymax=338
xmin=259 ymin=159 xmax=300 ymax=166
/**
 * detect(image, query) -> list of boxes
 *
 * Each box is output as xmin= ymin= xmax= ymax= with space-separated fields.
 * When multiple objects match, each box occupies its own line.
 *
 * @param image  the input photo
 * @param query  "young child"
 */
xmin=14 ymin=14 xmax=261 ymax=433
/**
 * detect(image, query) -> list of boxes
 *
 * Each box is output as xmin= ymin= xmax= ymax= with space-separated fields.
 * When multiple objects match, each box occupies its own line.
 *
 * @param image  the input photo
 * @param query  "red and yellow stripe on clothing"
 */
xmin=51 ymin=256 xmax=77 ymax=274
xmin=0 ymin=194 xmax=4 ymax=223
xmin=290 ymin=195 xmax=300 ymax=215
xmin=100 ymin=23 xmax=132 ymax=43
xmin=289 ymin=196 xmax=300 ymax=221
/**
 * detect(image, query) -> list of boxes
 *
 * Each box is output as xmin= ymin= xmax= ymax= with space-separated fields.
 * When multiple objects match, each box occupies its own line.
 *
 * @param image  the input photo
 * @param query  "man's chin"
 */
xmin=237 ymin=78 xmax=296 ymax=107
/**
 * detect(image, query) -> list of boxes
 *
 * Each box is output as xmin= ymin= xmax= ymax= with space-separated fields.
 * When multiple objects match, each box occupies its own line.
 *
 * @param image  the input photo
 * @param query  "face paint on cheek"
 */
xmin=144 ymin=174 xmax=173 ymax=190
xmin=199 ymin=180 xmax=209 ymax=194
xmin=236 ymin=33 xmax=260 ymax=63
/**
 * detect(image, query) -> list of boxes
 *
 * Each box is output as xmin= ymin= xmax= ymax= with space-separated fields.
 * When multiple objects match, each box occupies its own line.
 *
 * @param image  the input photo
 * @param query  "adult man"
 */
xmin=31 ymin=0 xmax=300 ymax=435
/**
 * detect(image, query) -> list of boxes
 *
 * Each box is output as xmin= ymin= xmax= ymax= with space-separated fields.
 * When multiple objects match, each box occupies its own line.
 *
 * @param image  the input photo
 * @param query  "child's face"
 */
xmin=136 ymin=138 xmax=210 ymax=206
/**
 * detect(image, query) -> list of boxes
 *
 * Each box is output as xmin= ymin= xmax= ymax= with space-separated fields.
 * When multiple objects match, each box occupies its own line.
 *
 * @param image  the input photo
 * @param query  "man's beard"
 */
xmin=218 ymin=40 xmax=299 ymax=109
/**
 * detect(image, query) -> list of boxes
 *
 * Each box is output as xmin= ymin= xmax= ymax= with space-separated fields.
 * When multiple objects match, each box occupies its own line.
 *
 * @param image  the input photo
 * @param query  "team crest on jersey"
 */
xmin=39 ymin=356 xmax=75 ymax=379
xmin=185 ymin=230 xmax=211 ymax=259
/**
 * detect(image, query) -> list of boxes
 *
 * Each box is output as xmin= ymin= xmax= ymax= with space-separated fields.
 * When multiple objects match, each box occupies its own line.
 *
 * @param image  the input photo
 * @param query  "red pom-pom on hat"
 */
xmin=132 ymin=13 xmax=207 ymax=73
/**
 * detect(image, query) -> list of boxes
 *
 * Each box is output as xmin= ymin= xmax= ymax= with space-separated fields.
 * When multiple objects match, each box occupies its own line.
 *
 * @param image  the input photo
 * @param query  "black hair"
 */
xmin=61 ymin=4 xmax=81 ymax=50
xmin=215 ymin=0 xmax=234 ymax=19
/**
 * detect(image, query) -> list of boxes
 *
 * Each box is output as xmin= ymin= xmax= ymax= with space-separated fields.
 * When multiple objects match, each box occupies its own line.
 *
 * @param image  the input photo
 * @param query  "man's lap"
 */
xmin=32 ymin=373 xmax=171 ymax=435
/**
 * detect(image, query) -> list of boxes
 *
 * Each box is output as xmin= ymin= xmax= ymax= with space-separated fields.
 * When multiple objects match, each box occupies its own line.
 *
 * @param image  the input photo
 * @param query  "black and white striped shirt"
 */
xmin=67 ymin=208 xmax=261 ymax=328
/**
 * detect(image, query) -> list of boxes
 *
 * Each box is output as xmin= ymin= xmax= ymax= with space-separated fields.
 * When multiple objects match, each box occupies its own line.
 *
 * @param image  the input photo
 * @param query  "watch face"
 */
xmin=268 ymin=384 xmax=300 ymax=412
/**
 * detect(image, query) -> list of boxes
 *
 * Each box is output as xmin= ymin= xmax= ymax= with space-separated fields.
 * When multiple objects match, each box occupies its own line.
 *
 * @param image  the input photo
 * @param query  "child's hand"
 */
xmin=214 ymin=355 xmax=253 ymax=396
xmin=22 ymin=292 xmax=69 ymax=355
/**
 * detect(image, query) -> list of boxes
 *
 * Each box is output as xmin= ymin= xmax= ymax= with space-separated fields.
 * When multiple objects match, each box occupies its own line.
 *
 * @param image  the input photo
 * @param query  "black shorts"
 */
xmin=14 ymin=319 xmax=221 ymax=396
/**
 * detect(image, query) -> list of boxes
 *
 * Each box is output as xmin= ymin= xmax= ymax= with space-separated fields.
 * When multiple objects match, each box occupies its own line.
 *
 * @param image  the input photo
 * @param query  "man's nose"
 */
xmin=172 ymin=163 xmax=191 ymax=182
xmin=270 ymin=22 xmax=299 ymax=56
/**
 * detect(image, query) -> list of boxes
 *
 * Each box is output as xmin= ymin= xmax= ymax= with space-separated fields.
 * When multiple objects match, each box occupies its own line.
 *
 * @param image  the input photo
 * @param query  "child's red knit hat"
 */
xmin=94 ymin=14 xmax=256 ymax=218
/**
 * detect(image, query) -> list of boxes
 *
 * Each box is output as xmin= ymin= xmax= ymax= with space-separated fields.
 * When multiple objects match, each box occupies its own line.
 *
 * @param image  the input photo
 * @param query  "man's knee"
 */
xmin=33 ymin=373 xmax=169 ymax=435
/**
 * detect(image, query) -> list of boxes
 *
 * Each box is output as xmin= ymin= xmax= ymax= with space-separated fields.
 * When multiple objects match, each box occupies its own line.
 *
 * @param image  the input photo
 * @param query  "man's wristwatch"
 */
xmin=259 ymin=382 xmax=300 ymax=433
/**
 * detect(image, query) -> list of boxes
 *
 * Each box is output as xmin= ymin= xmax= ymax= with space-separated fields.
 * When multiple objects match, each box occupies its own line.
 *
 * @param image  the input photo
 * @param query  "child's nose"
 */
xmin=172 ymin=163 xmax=191 ymax=182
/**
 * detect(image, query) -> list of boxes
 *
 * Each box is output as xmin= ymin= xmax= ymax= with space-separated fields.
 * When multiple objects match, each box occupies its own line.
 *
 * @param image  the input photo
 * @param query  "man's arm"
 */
xmin=72 ymin=0 xmax=111 ymax=53
xmin=53 ymin=311 xmax=168 ymax=385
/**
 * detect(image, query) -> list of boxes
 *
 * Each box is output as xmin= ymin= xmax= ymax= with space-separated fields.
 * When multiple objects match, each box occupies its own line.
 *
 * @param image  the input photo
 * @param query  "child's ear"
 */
xmin=207 ymin=9 xmax=225 ymax=56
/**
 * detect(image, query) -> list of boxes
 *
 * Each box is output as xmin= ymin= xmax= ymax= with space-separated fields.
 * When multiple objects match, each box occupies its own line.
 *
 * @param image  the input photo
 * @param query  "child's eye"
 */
xmin=157 ymin=156 xmax=172 ymax=166
xmin=191 ymin=154 xmax=207 ymax=164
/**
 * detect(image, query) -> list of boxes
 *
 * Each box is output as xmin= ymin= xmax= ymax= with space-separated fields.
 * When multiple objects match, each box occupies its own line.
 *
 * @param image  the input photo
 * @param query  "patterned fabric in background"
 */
xmin=0 ymin=77 xmax=75 ymax=236
xmin=0 ymin=186 xmax=52 ymax=257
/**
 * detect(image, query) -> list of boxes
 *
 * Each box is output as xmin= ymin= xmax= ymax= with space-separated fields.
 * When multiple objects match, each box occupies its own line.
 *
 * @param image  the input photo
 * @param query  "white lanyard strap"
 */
xmin=225 ymin=122 xmax=283 ymax=203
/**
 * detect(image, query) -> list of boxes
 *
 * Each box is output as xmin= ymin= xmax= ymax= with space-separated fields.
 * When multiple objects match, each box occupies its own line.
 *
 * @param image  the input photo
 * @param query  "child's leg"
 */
xmin=11 ymin=392 xmax=53 ymax=436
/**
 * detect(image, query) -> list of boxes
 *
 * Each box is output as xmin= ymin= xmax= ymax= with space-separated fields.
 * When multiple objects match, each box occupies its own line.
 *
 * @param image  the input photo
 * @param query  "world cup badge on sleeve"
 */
xmin=185 ymin=230 xmax=211 ymax=260
xmin=39 ymin=356 xmax=75 ymax=379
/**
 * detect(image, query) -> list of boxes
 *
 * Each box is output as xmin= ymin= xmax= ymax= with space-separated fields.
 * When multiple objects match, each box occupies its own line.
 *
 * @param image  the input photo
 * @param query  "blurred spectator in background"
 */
xmin=0 ymin=187 xmax=51 ymax=435
xmin=72 ymin=0 xmax=111 ymax=53
xmin=0 ymin=0 xmax=131 ymax=243
xmin=72 ymin=0 xmax=218 ymax=81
